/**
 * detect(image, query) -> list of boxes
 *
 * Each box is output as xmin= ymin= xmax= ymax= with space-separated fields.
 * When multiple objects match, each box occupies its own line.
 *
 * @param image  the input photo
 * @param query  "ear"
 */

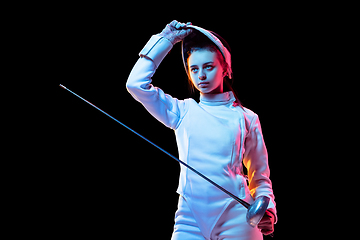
xmin=221 ymin=61 xmax=229 ymax=78
xmin=222 ymin=70 xmax=228 ymax=78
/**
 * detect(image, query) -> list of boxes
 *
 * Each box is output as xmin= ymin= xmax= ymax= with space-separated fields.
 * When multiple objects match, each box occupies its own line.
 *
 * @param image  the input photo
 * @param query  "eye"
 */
xmin=205 ymin=65 xmax=214 ymax=70
xmin=191 ymin=68 xmax=199 ymax=73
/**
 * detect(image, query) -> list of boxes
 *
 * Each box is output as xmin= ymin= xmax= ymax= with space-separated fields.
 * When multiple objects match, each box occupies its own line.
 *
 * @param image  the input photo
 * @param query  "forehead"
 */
xmin=188 ymin=50 xmax=221 ymax=66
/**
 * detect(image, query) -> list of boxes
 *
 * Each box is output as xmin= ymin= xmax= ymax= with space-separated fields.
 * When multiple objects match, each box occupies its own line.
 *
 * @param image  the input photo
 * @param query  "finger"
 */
xmin=259 ymin=221 xmax=271 ymax=226
xmin=258 ymin=220 xmax=271 ymax=227
xmin=175 ymin=21 xmax=183 ymax=30
xmin=261 ymin=229 xmax=274 ymax=236
xmin=169 ymin=20 xmax=178 ymax=30
xmin=170 ymin=20 xmax=178 ymax=26
xmin=178 ymin=29 xmax=193 ymax=39
xmin=186 ymin=22 xmax=192 ymax=26
xmin=259 ymin=217 xmax=272 ymax=224
xmin=259 ymin=224 xmax=274 ymax=234
xmin=258 ymin=225 xmax=270 ymax=231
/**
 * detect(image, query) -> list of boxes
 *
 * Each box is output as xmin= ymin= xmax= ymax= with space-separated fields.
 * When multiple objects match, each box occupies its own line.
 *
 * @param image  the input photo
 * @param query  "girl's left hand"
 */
xmin=257 ymin=210 xmax=275 ymax=235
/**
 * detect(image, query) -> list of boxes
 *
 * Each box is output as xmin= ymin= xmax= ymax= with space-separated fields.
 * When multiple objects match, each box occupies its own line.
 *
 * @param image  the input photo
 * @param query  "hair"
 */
xmin=183 ymin=30 xmax=243 ymax=107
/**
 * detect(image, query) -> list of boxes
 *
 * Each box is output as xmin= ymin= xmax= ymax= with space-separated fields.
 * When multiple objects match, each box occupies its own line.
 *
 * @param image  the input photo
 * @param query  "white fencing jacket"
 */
xmin=126 ymin=35 xmax=277 ymax=227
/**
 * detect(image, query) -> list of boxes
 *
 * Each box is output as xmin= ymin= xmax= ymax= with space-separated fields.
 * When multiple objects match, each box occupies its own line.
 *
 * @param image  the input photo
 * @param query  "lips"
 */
xmin=198 ymin=82 xmax=209 ymax=87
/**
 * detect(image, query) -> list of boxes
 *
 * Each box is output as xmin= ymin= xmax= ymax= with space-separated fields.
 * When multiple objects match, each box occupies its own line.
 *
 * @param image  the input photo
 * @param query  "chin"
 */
xmin=198 ymin=88 xmax=211 ymax=94
xmin=202 ymin=87 xmax=221 ymax=94
xmin=197 ymin=86 xmax=215 ymax=94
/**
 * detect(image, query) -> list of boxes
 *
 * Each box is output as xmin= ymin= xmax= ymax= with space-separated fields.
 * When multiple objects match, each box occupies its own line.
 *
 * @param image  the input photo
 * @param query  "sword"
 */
xmin=59 ymin=84 xmax=272 ymax=233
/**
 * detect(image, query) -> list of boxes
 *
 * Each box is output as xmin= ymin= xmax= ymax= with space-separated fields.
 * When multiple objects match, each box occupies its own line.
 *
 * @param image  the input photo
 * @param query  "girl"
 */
xmin=127 ymin=20 xmax=277 ymax=240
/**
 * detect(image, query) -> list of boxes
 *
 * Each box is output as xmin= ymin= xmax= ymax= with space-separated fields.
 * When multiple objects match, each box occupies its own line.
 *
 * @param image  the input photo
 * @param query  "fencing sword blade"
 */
xmin=59 ymin=84 xmax=251 ymax=208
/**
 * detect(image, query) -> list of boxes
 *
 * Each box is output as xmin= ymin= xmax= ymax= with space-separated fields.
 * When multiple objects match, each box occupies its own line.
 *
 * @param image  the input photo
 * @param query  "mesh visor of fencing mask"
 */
xmin=181 ymin=25 xmax=232 ymax=79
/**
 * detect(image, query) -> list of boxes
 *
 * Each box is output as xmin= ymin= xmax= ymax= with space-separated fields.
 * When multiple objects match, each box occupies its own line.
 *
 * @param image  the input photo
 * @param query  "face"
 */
xmin=188 ymin=49 xmax=224 ymax=94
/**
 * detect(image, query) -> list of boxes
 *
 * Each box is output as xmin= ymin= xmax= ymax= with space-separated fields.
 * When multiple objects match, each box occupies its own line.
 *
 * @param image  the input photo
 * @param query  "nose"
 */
xmin=198 ymin=70 xmax=206 ymax=80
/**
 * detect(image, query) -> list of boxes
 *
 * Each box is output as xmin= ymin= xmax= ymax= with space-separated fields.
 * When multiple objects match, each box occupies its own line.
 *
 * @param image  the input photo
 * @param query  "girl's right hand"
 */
xmin=159 ymin=20 xmax=192 ymax=45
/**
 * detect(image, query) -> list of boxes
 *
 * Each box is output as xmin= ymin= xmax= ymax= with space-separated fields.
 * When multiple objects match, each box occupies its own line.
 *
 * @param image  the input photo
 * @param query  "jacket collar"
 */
xmin=200 ymin=91 xmax=235 ymax=106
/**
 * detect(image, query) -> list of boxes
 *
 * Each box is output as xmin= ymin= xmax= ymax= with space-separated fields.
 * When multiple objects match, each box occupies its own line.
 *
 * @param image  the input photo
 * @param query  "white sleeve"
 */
xmin=126 ymin=35 xmax=186 ymax=130
xmin=138 ymin=35 xmax=173 ymax=68
xmin=243 ymin=114 xmax=277 ymax=223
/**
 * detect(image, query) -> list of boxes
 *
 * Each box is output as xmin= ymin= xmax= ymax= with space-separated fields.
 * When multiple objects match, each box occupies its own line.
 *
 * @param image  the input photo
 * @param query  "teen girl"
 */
xmin=126 ymin=20 xmax=277 ymax=240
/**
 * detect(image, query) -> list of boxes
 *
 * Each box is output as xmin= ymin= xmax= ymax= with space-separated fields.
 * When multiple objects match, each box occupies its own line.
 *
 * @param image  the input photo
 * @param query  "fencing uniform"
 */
xmin=126 ymin=35 xmax=277 ymax=240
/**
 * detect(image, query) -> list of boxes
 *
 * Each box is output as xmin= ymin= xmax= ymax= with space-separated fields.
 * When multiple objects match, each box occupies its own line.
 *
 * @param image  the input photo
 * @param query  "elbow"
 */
xmin=126 ymin=74 xmax=148 ymax=102
xmin=126 ymin=78 xmax=141 ymax=102
xmin=126 ymin=58 xmax=153 ymax=97
xmin=125 ymin=79 xmax=134 ymax=94
xmin=126 ymin=74 xmax=138 ymax=95
xmin=126 ymin=74 xmax=151 ymax=95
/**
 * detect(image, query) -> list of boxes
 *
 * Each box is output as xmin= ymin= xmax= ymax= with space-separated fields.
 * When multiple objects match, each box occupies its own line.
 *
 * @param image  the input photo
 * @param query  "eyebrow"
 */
xmin=190 ymin=62 xmax=214 ymax=68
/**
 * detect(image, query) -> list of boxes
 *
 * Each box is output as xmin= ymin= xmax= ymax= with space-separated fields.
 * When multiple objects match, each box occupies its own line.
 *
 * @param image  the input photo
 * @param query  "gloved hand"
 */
xmin=158 ymin=20 xmax=193 ymax=45
xmin=258 ymin=210 xmax=275 ymax=236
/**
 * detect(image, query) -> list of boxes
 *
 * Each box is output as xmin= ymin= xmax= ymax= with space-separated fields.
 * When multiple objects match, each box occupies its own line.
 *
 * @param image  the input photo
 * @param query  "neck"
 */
xmin=201 ymin=83 xmax=223 ymax=95
xmin=199 ymin=91 xmax=235 ymax=106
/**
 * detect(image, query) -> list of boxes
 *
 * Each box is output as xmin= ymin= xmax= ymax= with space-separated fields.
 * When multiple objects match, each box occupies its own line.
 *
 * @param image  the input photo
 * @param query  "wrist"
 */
xmin=157 ymin=33 xmax=176 ymax=45
xmin=139 ymin=35 xmax=173 ymax=68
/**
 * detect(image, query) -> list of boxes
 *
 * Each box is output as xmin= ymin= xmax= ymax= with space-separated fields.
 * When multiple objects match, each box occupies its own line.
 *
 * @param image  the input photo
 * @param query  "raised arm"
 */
xmin=126 ymin=20 xmax=192 ymax=129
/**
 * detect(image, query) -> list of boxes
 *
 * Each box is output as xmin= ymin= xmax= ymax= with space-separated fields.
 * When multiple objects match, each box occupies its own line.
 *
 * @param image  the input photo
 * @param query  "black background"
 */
xmin=54 ymin=6 xmax=322 ymax=239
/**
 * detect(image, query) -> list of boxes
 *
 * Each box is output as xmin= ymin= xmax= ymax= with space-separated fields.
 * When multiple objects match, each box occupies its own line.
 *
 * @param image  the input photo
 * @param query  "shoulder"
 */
xmin=241 ymin=106 xmax=257 ymax=117
xmin=179 ymin=98 xmax=198 ymax=112
xmin=183 ymin=98 xmax=197 ymax=104
xmin=174 ymin=97 xmax=198 ymax=114
xmin=237 ymin=106 xmax=262 ymax=134
xmin=239 ymin=106 xmax=258 ymax=124
xmin=173 ymin=98 xmax=197 ymax=129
